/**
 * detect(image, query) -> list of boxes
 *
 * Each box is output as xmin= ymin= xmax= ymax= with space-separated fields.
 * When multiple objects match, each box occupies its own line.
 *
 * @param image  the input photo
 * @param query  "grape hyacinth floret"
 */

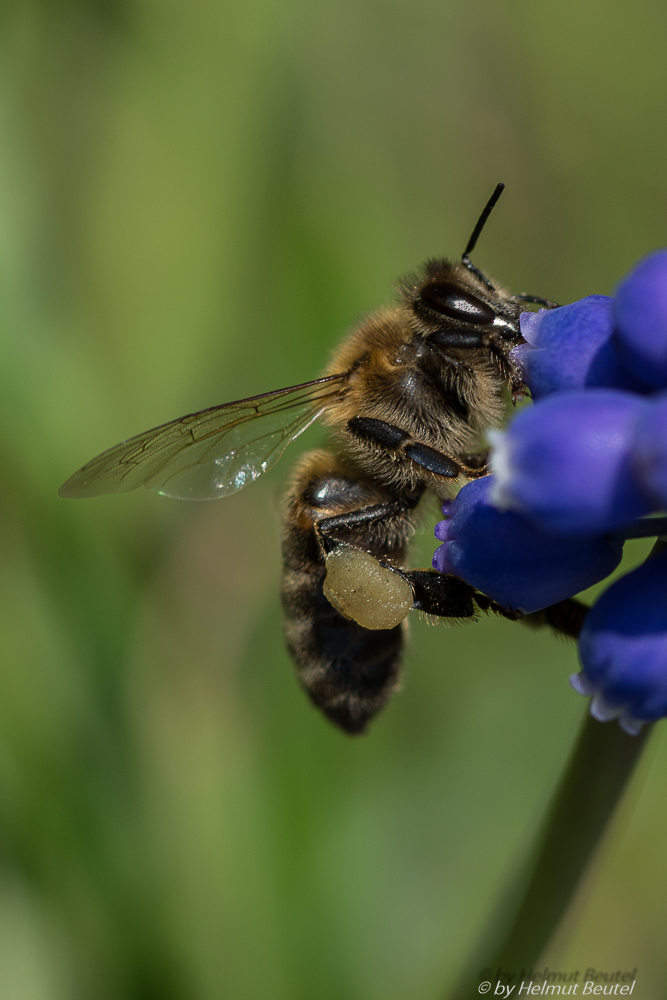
xmin=513 ymin=295 xmax=647 ymax=398
xmin=614 ymin=250 xmax=667 ymax=387
xmin=433 ymin=477 xmax=623 ymax=613
xmin=575 ymin=550 xmax=667 ymax=736
xmin=488 ymin=389 xmax=653 ymax=535
xmin=433 ymin=249 xmax=667 ymax=734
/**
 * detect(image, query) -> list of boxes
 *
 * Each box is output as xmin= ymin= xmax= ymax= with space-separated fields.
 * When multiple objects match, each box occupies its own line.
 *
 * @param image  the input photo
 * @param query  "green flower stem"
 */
xmin=449 ymin=713 xmax=651 ymax=999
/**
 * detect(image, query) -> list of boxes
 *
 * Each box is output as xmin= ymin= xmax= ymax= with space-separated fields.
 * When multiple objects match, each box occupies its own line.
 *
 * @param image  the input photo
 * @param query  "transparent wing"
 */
xmin=59 ymin=373 xmax=349 ymax=500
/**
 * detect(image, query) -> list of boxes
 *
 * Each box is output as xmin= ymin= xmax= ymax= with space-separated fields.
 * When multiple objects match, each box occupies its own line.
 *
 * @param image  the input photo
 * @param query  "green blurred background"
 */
xmin=1 ymin=0 xmax=667 ymax=996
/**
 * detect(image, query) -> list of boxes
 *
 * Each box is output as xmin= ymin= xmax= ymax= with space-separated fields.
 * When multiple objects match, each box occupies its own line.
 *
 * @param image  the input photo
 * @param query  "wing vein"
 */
xmin=59 ymin=374 xmax=349 ymax=500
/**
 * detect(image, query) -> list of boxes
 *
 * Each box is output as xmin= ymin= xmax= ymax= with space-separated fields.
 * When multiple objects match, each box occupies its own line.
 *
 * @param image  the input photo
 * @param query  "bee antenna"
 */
xmin=461 ymin=182 xmax=505 ymax=265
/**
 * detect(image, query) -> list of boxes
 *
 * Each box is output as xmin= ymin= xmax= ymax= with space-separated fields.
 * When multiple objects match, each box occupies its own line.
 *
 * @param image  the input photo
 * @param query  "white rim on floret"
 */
xmin=487 ymin=428 xmax=520 ymax=511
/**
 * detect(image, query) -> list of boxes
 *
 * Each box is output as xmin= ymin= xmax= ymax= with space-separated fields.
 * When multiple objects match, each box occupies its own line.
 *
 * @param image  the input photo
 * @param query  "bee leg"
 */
xmin=407 ymin=572 xmax=520 ymax=622
xmin=346 ymin=416 xmax=465 ymax=479
xmin=315 ymin=498 xmax=427 ymax=631
xmin=404 ymin=570 xmax=477 ymax=617
xmin=427 ymin=328 xmax=489 ymax=350
xmin=512 ymin=293 xmax=561 ymax=310
xmin=473 ymin=590 xmax=590 ymax=639
xmin=405 ymin=570 xmax=590 ymax=640
xmin=280 ymin=454 xmax=421 ymax=733
xmin=345 ymin=416 xmax=410 ymax=450
xmin=521 ymin=598 xmax=589 ymax=640
xmin=459 ymin=451 xmax=490 ymax=478
xmin=314 ymin=497 xmax=420 ymax=555
xmin=471 ymin=591 xmax=525 ymax=621
xmin=404 ymin=443 xmax=460 ymax=478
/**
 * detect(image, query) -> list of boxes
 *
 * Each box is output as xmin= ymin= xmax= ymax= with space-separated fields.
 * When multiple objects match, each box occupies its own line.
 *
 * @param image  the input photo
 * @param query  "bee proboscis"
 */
xmin=60 ymin=184 xmax=581 ymax=734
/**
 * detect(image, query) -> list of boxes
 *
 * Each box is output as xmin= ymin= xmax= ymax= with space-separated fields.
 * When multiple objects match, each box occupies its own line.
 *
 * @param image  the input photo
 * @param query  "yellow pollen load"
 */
xmin=323 ymin=545 xmax=414 ymax=630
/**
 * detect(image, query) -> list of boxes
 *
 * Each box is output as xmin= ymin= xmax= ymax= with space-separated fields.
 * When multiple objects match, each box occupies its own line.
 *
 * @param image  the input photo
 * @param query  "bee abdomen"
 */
xmin=280 ymin=449 xmax=411 ymax=734
xmin=280 ymin=564 xmax=404 ymax=734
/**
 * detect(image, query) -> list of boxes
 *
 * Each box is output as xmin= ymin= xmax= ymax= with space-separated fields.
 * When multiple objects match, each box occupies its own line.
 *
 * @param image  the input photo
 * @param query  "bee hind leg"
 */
xmin=280 ymin=451 xmax=418 ymax=734
xmin=521 ymin=598 xmax=589 ymax=639
xmin=405 ymin=570 xmax=477 ymax=618
xmin=405 ymin=570 xmax=590 ymax=640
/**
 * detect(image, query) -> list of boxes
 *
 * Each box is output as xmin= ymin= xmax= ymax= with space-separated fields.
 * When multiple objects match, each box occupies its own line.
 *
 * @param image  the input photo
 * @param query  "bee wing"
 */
xmin=59 ymin=373 xmax=349 ymax=500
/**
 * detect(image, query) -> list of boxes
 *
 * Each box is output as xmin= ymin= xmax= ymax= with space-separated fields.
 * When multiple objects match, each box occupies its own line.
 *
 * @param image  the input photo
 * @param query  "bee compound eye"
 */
xmin=418 ymin=282 xmax=496 ymax=325
xmin=323 ymin=545 xmax=413 ymax=630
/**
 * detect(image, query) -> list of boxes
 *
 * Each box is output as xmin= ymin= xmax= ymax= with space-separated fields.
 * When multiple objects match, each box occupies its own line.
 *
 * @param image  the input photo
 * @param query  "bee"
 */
xmin=60 ymin=184 xmax=571 ymax=734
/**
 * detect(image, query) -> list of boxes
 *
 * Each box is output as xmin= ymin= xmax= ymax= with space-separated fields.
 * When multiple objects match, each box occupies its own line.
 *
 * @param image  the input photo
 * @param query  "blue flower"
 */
xmin=574 ymin=550 xmax=667 ymax=735
xmin=432 ymin=247 xmax=667 ymax=733
xmin=432 ymin=477 xmax=623 ymax=614
xmin=632 ymin=392 xmax=667 ymax=508
xmin=613 ymin=250 xmax=667 ymax=388
xmin=512 ymin=296 xmax=645 ymax=399
xmin=488 ymin=389 xmax=653 ymax=536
